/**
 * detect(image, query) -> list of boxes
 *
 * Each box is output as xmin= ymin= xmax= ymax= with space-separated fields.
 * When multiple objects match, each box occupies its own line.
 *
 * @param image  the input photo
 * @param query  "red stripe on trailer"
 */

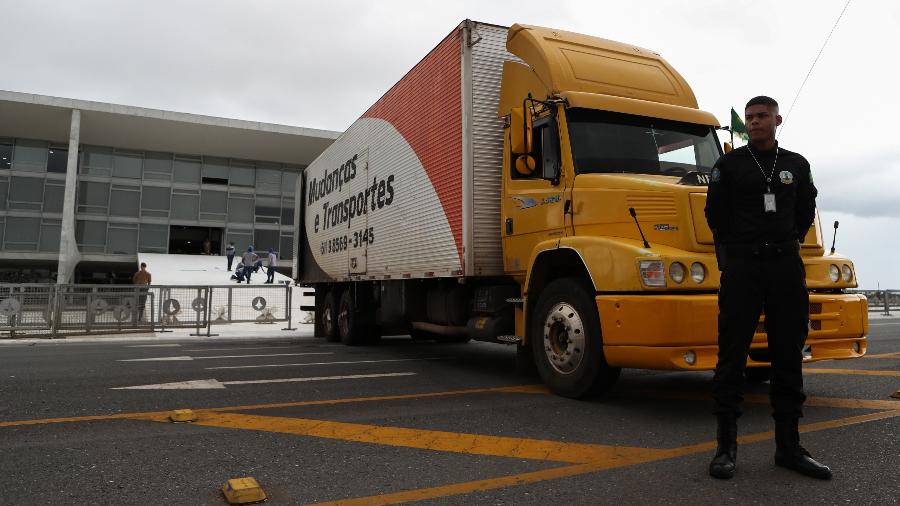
xmin=362 ymin=29 xmax=463 ymax=265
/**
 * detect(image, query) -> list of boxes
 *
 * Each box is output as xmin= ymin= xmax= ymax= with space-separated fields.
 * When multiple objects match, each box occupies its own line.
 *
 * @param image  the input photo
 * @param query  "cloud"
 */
xmin=812 ymin=150 xmax=900 ymax=219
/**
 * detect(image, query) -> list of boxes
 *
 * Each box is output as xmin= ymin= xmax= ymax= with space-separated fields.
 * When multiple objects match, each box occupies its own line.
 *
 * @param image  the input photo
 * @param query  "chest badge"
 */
xmin=779 ymin=170 xmax=794 ymax=185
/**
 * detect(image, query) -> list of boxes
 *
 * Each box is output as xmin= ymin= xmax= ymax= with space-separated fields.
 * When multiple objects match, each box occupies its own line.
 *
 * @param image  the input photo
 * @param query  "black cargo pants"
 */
xmin=712 ymin=243 xmax=809 ymax=420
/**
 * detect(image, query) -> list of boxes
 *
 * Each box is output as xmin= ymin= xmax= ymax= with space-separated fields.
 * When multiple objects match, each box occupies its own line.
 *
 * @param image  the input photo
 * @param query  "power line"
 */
xmin=778 ymin=0 xmax=852 ymax=139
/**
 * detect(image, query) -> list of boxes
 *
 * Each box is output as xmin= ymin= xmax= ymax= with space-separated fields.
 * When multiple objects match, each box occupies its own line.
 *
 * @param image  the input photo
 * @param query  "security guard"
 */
xmin=705 ymin=96 xmax=831 ymax=480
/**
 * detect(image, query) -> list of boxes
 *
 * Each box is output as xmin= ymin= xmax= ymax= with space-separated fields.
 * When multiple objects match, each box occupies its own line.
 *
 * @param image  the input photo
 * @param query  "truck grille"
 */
xmin=625 ymin=194 xmax=676 ymax=218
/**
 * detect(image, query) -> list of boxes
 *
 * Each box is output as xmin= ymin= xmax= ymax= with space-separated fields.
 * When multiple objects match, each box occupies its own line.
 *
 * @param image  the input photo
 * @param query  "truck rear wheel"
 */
xmin=530 ymin=277 xmax=620 ymax=398
xmin=338 ymin=290 xmax=365 ymax=346
xmin=321 ymin=290 xmax=339 ymax=342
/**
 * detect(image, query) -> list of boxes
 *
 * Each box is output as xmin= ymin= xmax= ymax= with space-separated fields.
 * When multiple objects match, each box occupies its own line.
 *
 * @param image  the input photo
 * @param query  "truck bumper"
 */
xmin=597 ymin=292 xmax=868 ymax=370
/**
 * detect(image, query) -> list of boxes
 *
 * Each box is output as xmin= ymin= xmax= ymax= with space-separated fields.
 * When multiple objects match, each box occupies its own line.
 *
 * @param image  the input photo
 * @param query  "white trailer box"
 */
xmin=294 ymin=21 xmax=516 ymax=283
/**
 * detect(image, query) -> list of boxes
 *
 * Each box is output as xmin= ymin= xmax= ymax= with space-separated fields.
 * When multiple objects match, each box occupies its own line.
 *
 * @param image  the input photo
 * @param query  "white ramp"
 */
xmin=136 ymin=253 xmax=293 ymax=286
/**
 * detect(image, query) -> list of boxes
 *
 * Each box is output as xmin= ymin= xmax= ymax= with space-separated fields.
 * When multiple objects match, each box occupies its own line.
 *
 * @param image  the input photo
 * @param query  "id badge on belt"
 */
xmin=763 ymin=192 xmax=776 ymax=213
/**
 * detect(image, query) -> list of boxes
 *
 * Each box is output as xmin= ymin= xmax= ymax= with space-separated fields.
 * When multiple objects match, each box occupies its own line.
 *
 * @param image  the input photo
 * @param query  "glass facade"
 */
xmin=0 ymin=136 xmax=303 ymax=261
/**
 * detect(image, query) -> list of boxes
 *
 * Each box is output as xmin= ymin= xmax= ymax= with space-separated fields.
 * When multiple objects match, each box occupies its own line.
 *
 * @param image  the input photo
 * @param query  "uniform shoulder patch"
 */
xmin=711 ymin=167 xmax=721 ymax=182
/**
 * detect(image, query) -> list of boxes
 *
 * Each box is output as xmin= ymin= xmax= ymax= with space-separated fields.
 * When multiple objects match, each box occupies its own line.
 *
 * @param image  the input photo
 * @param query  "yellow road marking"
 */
xmin=623 ymin=390 xmax=900 ymax=411
xmin=863 ymin=351 xmax=900 ymax=359
xmin=133 ymin=411 xmax=661 ymax=465
xmin=307 ymin=409 xmax=900 ymax=506
xmin=0 ymin=385 xmax=546 ymax=428
xmin=804 ymin=368 xmax=900 ymax=378
xmin=308 ymin=462 xmax=609 ymax=506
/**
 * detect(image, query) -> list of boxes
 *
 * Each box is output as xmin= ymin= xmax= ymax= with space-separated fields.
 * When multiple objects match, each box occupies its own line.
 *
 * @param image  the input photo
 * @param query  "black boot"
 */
xmin=774 ymin=418 xmax=832 ymax=480
xmin=709 ymin=415 xmax=737 ymax=479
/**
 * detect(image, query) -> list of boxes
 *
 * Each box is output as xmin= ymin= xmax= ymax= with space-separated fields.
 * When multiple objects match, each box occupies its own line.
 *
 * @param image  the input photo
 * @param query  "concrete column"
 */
xmin=57 ymin=109 xmax=82 ymax=284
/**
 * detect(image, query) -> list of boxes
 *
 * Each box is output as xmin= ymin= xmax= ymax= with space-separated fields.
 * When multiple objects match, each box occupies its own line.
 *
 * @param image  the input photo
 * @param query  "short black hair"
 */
xmin=140 ymin=262 xmax=147 ymax=268
xmin=746 ymin=96 xmax=779 ymax=110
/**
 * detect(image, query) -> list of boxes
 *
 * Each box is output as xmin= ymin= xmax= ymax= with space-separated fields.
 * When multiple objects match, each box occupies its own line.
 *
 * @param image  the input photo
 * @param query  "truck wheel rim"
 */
xmin=337 ymin=301 xmax=350 ymax=337
xmin=543 ymin=303 xmax=585 ymax=375
xmin=323 ymin=302 xmax=334 ymax=334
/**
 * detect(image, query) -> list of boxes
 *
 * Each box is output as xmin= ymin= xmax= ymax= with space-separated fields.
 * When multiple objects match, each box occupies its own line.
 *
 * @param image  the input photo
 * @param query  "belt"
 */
xmin=724 ymin=240 xmax=800 ymax=259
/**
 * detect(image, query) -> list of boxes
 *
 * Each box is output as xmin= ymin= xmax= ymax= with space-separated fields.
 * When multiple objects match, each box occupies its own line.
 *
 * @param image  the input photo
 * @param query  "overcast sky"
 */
xmin=2 ymin=0 xmax=898 ymax=288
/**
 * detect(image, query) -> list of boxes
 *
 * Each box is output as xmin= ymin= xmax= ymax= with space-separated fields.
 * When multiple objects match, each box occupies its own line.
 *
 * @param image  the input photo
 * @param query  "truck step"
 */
xmin=505 ymin=298 xmax=525 ymax=304
xmin=497 ymin=335 xmax=522 ymax=344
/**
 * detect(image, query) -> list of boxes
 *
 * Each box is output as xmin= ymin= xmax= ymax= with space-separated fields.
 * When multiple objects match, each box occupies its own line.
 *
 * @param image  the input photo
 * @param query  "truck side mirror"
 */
xmin=515 ymin=155 xmax=536 ymax=175
xmin=509 ymin=107 xmax=533 ymax=155
xmin=723 ymin=142 xmax=733 ymax=153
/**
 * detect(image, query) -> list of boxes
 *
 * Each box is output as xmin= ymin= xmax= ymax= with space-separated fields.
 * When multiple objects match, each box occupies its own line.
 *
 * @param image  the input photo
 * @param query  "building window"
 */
xmin=202 ymin=157 xmax=229 ymax=185
xmin=139 ymin=223 xmax=168 ymax=253
xmin=43 ymin=180 xmax=65 ymax=213
xmin=0 ymin=142 xmax=11 ymax=170
xmin=113 ymin=151 xmax=143 ymax=179
xmin=77 ymin=181 xmax=110 ymax=214
xmin=141 ymin=186 xmax=170 ymax=218
xmin=81 ymin=146 xmax=113 ymax=176
xmin=200 ymin=189 xmax=227 ymax=221
xmin=13 ymin=139 xmax=48 ymax=172
xmin=282 ymin=170 xmax=299 ymax=194
xmin=171 ymin=189 xmax=199 ymax=221
xmin=256 ymin=165 xmax=282 ymax=194
xmin=108 ymin=223 xmax=138 ymax=255
xmin=227 ymin=195 xmax=253 ymax=223
xmin=280 ymin=233 xmax=293 ymax=260
xmin=144 ymin=152 xmax=173 ymax=181
xmin=109 ymin=184 xmax=140 ymax=217
xmin=8 ymin=176 xmax=44 ymax=211
xmin=230 ymin=161 xmax=255 ymax=187
xmin=47 ymin=147 xmax=68 ymax=173
xmin=5 ymin=216 xmax=40 ymax=251
xmin=75 ymin=220 xmax=107 ymax=253
xmin=255 ymin=197 xmax=280 ymax=224
xmin=0 ymin=177 xmax=7 ymax=210
xmin=173 ymin=156 xmax=201 ymax=184
xmin=226 ymin=228 xmax=253 ymax=253
xmin=39 ymin=219 xmax=61 ymax=252
xmin=254 ymin=228 xmax=280 ymax=253
xmin=281 ymin=198 xmax=294 ymax=226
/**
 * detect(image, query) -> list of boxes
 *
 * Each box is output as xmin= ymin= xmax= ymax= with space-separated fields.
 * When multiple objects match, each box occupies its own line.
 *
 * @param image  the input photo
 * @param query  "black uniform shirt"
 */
xmin=705 ymin=143 xmax=817 ymax=245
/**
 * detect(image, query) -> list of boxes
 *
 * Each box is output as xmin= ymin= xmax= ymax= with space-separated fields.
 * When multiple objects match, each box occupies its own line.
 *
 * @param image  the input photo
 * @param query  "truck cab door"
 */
xmin=501 ymin=116 xmax=567 ymax=275
xmin=347 ymin=149 xmax=369 ymax=276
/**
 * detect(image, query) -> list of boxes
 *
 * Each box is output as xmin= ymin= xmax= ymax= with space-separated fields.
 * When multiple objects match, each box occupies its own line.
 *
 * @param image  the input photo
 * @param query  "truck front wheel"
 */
xmin=530 ymin=277 xmax=620 ymax=398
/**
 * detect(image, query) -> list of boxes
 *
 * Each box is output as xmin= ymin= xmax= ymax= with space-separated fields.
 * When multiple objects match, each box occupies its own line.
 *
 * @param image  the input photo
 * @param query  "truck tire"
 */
xmin=530 ymin=277 xmax=620 ymax=398
xmin=321 ymin=290 xmax=339 ymax=342
xmin=338 ymin=290 xmax=365 ymax=346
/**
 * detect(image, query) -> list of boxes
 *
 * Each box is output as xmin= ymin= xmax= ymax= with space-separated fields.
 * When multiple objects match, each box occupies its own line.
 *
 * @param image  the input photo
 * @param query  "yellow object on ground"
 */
xmin=168 ymin=409 xmax=197 ymax=423
xmin=222 ymin=477 xmax=267 ymax=505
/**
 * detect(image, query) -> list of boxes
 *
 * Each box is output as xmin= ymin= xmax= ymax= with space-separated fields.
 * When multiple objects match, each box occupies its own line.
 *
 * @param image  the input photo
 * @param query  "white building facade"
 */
xmin=0 ymin=90 xmax=338 ymax=283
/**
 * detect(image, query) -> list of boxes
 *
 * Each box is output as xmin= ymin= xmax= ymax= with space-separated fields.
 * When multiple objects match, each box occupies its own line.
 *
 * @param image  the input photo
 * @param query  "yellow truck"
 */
xmin=293 ymin=20 xmax=868 ymax=397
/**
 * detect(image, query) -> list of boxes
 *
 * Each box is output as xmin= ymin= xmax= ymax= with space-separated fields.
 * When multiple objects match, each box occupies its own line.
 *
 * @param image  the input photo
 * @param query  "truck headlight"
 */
xmin=639 ymin=260 xmax=666 ymax=287
xmin=669 ymin=262 xmax=685 ymax=283
xmin=841 ymin=264 xmax=853 ymax=282
xmin=690 ymin=262 xmax=706 ymax=283
xmin=829 ymin=264 xmax=840 ymax=283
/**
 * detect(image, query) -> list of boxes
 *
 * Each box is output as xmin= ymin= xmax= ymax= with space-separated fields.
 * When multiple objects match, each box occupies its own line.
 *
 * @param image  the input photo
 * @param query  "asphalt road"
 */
xmin=1 ymin=319 xmax=898 ymax=505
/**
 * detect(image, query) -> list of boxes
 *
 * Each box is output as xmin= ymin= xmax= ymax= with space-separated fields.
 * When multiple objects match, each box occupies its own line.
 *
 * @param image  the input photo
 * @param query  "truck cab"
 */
xmin=498 ymin=24 xmax=868 ymax=397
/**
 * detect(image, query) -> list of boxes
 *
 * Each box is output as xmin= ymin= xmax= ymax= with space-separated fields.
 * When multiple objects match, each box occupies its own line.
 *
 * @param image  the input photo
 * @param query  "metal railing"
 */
xmin=849 ymin=289 xmax=897 ymax=316
xmin=0 ymin=283 xmax=295 ymax=338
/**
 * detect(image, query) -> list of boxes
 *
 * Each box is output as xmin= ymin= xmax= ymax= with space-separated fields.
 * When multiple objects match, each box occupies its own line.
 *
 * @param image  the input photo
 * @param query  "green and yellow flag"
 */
xmin=730 ymin=108 xmax=748 ymax=141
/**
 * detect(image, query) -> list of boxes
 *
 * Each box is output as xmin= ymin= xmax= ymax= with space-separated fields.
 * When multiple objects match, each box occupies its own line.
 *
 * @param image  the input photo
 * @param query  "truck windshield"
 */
xmin=567 ymin=108 xmax=721 ymax=176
